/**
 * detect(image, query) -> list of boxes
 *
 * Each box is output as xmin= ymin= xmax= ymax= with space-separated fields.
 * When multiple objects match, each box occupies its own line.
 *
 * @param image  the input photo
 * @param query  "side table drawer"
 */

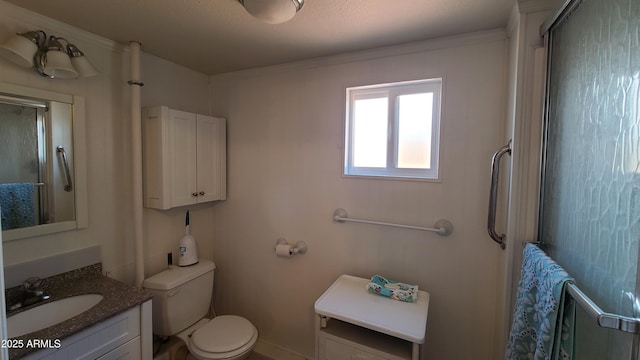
xmin=323 ymin=336 xmax=388 ymax=360
xmin=317 ymin=319 xmax=411 ymax=360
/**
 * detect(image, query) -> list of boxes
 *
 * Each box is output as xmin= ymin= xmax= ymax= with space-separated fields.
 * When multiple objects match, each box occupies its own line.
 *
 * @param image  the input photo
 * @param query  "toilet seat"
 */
xmin=188 ymin=315 xmax=258 ymax=360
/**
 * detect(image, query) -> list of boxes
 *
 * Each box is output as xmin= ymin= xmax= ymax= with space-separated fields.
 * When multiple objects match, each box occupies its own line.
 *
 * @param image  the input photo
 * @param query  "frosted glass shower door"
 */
xmin=539 ymin=0 xmax=640 ymax=358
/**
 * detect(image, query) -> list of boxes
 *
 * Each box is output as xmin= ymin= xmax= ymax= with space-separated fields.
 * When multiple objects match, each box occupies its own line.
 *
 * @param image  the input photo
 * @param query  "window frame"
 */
xmin=343 ymin=78 xmax=442 ymax=180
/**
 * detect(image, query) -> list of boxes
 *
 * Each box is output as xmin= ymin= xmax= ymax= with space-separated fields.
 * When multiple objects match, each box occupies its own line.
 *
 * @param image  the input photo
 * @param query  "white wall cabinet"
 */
xmin=143 ymin=106 xmax=226 ymax=210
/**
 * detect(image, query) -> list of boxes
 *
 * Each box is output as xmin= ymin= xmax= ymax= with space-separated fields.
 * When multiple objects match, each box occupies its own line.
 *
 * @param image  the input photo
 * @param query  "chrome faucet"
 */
xmin=23 ymin=277 xmax=44 ymax=296
xmin=7 ymin=277 xmax=51 ymax=311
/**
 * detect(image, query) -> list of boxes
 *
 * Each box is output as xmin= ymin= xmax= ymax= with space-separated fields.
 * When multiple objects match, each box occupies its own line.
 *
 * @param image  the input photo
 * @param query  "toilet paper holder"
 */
xmin=275 ymin=238 xmax=308 ymax=256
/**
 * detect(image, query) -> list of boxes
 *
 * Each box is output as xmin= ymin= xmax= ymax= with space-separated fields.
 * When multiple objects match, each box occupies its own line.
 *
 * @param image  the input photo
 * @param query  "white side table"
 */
xmin=314 ymin=275 xmax=430 ymax=360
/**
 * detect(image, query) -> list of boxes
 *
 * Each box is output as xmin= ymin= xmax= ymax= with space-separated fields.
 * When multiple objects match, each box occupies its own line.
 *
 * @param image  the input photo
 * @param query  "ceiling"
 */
xmin=4 ymin=0 xmax=516 ymax=75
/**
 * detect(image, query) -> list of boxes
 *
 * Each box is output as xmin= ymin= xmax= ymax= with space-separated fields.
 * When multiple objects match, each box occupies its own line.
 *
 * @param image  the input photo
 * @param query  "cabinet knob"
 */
xmin=192 ymin=192 xmax=198 ymax=197
xmin=199 ymin=191 xmax=205 ymax=195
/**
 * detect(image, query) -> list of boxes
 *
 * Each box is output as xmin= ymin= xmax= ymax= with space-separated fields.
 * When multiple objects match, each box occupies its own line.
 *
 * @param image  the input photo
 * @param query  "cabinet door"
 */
xmin=25 ymin=307 xmax=141 ymax=360
xmin=196 ymin=115 xmax=226 ymax=202
xmin=169 ymin=109 xmax=198 ymax=207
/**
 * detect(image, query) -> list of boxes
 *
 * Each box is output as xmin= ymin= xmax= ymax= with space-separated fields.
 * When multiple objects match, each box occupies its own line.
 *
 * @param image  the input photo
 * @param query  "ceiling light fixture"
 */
xmin=0 ymin=30 xmax=98 ymax=79
xmin=239 ymin=0 xmax=304 ymax=24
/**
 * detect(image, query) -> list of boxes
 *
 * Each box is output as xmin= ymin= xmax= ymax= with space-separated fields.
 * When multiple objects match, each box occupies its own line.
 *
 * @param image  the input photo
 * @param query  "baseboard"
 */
xmin=254 ymin=339 xmax=308 ymax=360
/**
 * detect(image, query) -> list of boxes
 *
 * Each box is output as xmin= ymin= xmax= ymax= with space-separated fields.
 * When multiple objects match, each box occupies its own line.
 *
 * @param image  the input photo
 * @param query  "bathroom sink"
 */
xmin=7 ymin=294 xmax=104 ymax=338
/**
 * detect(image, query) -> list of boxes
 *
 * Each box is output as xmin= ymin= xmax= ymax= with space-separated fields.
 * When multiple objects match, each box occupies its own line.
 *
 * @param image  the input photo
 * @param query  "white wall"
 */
xmin=138 ymin=52 xmax=214 ymax=281
xmin=208 ymin=31 xmax=508 ymax=359
xmin=0 ymin=1 xmax=214 ymax=284
xmin=0 ymin=1 xmax=127 ymax=269
xmin=0 ymin=2 xmax=516 ymax=358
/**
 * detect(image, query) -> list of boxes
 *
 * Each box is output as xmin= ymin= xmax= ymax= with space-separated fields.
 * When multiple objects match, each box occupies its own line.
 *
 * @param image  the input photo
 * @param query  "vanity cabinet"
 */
xmin=23 ymin=300 xmax=152 ymax=360
xmin=143 ymin=106 xmax=226 ymax=210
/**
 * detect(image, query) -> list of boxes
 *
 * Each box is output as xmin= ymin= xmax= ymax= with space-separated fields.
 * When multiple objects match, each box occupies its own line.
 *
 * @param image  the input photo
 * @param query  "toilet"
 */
xmin=143 ymin=260 xmax=258 ymax=360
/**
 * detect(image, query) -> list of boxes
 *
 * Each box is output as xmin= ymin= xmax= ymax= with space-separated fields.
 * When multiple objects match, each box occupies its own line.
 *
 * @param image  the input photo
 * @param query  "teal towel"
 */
xmin=367 ymin=275 xmax=418 ymax=302
xmin=0 ymin=183 xmax=35 ymax=230
xmin=505 ymin=244 xmax=576 ymax=360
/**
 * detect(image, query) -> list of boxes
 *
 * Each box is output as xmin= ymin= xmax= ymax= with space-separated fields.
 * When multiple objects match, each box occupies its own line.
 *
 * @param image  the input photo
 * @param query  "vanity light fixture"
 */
xmin=0 ymin=30 xmax=98 ymax=79
xmin=238 ymin=0 xmax=304 ymax=24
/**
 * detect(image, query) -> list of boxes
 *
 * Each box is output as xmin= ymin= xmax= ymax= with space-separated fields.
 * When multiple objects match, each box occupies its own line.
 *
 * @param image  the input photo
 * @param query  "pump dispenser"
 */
xmin=178 ymin=210 xmax=198 ymax=266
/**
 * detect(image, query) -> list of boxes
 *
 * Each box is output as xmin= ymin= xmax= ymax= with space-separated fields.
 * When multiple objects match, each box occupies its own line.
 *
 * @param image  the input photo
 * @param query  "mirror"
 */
xmin=0 ymin=82 xmax=87 ymax=241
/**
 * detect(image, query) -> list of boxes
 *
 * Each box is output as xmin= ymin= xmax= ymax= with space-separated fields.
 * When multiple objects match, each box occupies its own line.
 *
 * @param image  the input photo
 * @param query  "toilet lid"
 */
xmin=191 ymin=315 xmax=257 ymax=354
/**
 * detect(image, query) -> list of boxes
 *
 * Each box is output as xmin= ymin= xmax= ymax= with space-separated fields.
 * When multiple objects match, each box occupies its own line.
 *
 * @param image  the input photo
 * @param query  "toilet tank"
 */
xmin=142 ymin=259 xmax=216 ymax=336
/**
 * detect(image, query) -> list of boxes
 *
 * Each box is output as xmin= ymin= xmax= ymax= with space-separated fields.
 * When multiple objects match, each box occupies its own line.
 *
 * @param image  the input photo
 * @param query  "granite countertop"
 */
xmin=5 ymin=264 xmax=152 ymax=359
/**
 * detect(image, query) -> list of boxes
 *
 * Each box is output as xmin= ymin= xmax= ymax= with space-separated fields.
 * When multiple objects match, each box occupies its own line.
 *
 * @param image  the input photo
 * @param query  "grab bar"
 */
xmin=333 ymin=208 xmax=453 ymax=236
xmin=566 ymin=282 xmax=640 ymax=334
xmin=488 ymin=141 xmax=511 ymax=249
xmin=56 ymin=146 xmax=73 ymax=192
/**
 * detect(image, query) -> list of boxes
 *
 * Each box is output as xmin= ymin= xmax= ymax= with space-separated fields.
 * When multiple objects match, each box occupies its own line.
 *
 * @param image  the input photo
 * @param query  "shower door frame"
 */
xmin=0 ymin=96 xmax=50 ymax=226
xmin=537 ymin=0 xmax=640 ymax=357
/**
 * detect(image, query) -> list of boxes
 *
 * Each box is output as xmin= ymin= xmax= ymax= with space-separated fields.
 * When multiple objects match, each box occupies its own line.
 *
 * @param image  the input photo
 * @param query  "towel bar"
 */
xmin=566 ymin=283 xmax=640 ymax=334
xmin=333 ymin=208 xmax=453 ymax=236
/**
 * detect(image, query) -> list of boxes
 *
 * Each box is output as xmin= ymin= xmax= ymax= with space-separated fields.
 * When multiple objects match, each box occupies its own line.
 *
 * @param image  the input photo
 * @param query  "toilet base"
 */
xmin=158 ymin=338 xmax=255 ymax=360
xmin=174 ymin=318 xmax=257 ymax=360
xmin=151 ymin=336 xmax=187 ymax=360
xmin=184 ymin=351 xmax=254 ymax=360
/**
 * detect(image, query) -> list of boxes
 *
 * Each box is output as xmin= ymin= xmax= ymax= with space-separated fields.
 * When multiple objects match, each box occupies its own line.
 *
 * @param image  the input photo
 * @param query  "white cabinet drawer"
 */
xmin=318 ymin=319 xmax=411 ymax=360
xmin=323 ymin=336 xmax=388 ymax=360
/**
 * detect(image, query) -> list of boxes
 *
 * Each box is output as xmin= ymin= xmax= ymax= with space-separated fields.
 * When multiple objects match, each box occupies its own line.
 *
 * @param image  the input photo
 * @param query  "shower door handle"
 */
xmin=488 ymin=140 xmax=511 ymax=249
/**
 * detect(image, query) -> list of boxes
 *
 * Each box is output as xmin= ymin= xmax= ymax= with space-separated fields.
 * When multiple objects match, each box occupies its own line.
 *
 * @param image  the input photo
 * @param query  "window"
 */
xmin=344 ymin=78 xmax=442 ymax=179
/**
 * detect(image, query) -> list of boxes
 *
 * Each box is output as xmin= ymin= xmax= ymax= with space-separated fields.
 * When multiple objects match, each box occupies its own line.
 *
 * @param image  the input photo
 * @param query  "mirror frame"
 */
xmin=0 ymin=82 xmax=88 ymax=241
